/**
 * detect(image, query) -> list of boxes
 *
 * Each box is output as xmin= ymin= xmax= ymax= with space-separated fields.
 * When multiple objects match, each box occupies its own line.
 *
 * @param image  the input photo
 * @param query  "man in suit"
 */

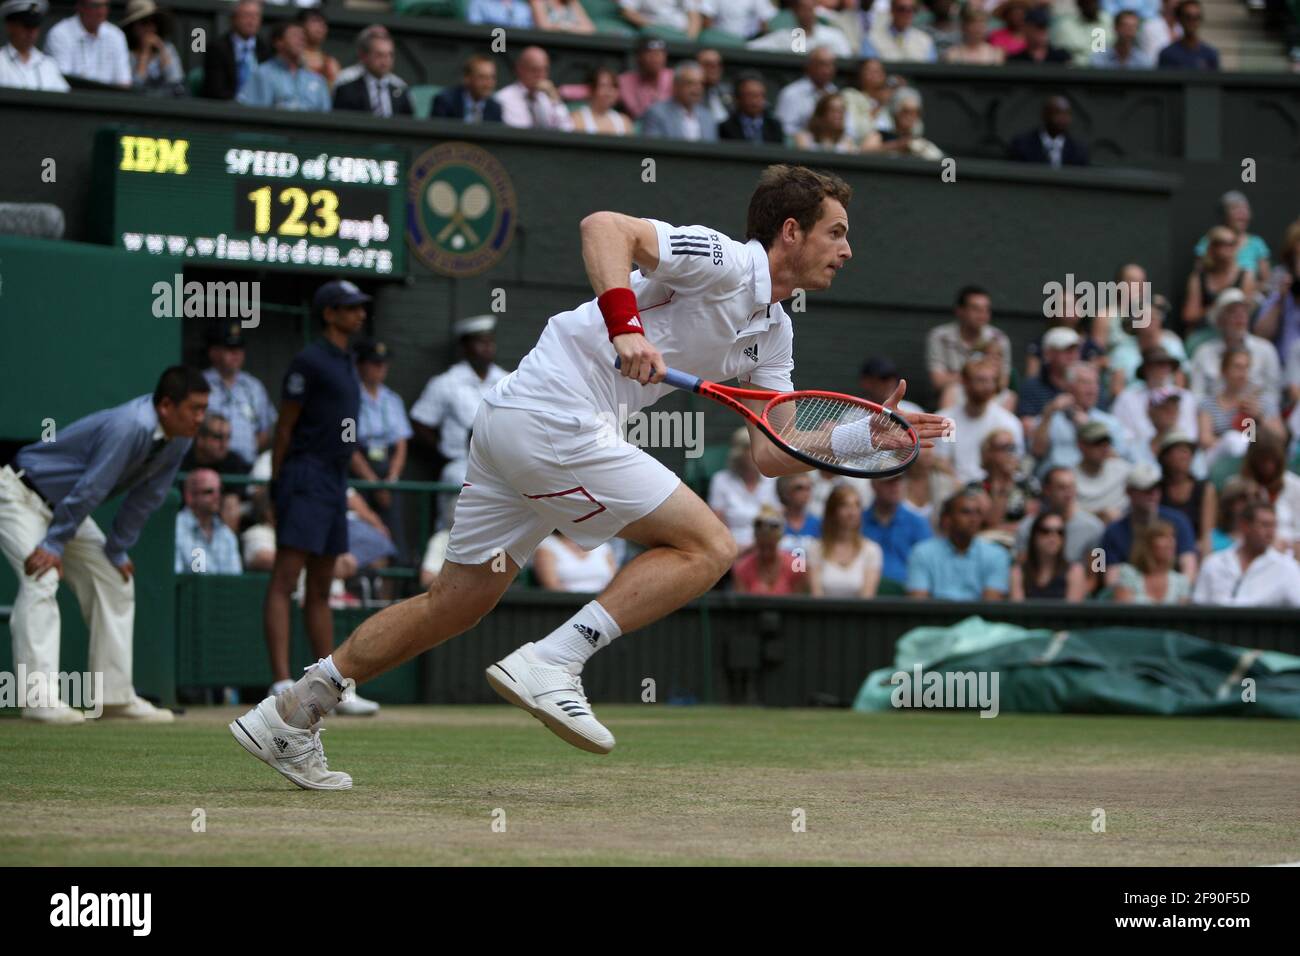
xmin=1008 ymin=95 xmax=1090 ymax=167
xmin=640 ymin=62 xmax=717 ymax=142
xmin=431 ymin=54 xmax=502 ymax=123
xmin=718 ymin=71 xmax=783 ymax=144
xmin=201 ymin=0 xmax=269 ymax=100
xmin=333 ymin=29 xmax=411 ymax=117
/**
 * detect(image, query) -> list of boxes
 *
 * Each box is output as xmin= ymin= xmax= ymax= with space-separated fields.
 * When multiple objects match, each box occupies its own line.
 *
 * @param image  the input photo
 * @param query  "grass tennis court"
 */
xmin=2 ymin=706 xmax=1297 ymax=866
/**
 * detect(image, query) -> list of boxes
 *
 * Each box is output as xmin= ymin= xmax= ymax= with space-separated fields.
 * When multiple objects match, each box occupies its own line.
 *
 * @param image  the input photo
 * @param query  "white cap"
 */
xmin=453 ymin=314 xmax=496 ymax=337
xmin=1042 ymin=326 xmax=1082 ymax=351
xmin=1208 ymin=287 xmax=1249 ymax=326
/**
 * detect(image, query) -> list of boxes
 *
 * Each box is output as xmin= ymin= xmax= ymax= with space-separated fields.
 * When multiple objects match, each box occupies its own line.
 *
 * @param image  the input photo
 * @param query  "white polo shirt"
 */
xmin=0 ymin=45 xmax=70 ymax=91
xmin=44 ymin=16 xmax=130 ymax=87
xmin=1192 ymin=544 xmax=1300 ymax=607
xmin=410 ymin=360 xmax=508 ymax=482
xmin=486 ymin=220 xmax=795 ymax=422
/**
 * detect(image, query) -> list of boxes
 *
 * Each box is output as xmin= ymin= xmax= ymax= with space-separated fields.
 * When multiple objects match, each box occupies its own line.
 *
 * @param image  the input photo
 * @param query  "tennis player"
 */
xmin=231 ymin=164 xmax=949 ymax=789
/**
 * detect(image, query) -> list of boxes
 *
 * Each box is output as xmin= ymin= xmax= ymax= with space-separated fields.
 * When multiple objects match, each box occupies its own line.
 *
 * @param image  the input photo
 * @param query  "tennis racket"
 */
xmin=615 ymin=360 xmax=920 ymax=478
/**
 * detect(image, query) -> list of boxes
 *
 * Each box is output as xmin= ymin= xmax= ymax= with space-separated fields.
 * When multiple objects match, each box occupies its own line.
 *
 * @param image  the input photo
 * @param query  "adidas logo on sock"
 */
xmin=572 ymin=623 xmax=601 ymax=647
xmin=273 ymin=736 xmax=290 ymax=753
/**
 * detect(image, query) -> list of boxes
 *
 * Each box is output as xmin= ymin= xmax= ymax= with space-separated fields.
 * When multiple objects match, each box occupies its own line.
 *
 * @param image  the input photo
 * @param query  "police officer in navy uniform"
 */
xmin=264 ymin=279 xmax=379 ymax=716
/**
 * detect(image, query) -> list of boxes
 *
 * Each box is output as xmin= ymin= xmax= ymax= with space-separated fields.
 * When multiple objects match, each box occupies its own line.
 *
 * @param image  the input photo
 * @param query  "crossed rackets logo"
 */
xmin=426 ymin=180 xmax=492 ymax=249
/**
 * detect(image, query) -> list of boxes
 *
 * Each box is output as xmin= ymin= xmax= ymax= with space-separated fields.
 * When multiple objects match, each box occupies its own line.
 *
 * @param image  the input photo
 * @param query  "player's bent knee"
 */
xmin=704 ymin=531 xmax=739 ymax=577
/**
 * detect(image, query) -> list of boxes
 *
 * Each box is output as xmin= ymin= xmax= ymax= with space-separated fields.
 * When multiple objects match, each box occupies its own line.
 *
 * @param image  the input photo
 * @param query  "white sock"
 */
xmin=275 ymin=659 xmax=345 ymax=729
xmin=530 ymin=601 xmax=622 ymax=670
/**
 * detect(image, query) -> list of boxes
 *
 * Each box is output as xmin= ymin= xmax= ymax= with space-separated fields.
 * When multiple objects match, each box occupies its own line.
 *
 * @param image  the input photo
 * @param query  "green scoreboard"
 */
xmin=94 ymin=128 xmax=407 ymax=277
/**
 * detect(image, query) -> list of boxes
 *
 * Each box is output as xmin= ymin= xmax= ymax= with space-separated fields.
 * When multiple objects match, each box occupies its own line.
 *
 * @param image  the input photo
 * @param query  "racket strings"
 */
xmin=772 ymin=396 xmax=915 ymax=472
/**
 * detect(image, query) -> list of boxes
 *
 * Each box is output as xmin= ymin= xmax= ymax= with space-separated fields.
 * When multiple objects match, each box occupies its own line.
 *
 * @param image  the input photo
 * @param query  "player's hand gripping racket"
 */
xmin=615 ymin=360 xmax=921 ymax=479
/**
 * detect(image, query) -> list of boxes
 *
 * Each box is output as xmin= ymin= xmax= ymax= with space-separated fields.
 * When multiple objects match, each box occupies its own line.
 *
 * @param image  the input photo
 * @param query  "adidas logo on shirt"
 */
xmin=572 ymin=623 xmax=601 ymax=647
xmin=744 ymin=344 xmax=759 ymax=362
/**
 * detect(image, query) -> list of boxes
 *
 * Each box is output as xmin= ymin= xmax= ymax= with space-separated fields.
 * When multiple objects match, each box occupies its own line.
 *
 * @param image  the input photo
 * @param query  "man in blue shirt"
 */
xmin=1 ymin=366 xmax=208 ymax=723
xmin=1157 ymin=1 xmax=1219 ymax=70
xmin=907 ymin=488 xmax=1010 ymax=600
xmin=264 ymin=279 xmax=378 ymax=715
xmin=863 ymin=473 xmax=932 ymax=586
xmin=202 ymin=320 xmax=276 ymax=469
xmin=237 ymin=19 xmax=331 ymax=112
xmin=1100 ymin=462 xmax=1198 ymax=583
xmin=174 ymin=468 xmax=243 ymax=575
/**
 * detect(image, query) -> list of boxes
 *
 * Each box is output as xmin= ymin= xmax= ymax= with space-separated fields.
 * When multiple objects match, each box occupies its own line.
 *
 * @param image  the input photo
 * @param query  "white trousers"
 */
xmin=0 ymin=466 xmax=136 ymax=704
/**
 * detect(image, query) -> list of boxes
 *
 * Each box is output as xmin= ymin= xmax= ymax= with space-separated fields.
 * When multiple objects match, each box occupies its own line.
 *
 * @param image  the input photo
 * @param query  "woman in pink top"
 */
xmin=987 ymin=0 xmax=1029 ymax=56
xmin=731 ymin=508 xmax=807 ymax=595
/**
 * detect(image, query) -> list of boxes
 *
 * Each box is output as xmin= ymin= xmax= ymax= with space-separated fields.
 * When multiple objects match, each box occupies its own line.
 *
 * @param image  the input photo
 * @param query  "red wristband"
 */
xmin=598 ymin=288 xmax=644 ymax=341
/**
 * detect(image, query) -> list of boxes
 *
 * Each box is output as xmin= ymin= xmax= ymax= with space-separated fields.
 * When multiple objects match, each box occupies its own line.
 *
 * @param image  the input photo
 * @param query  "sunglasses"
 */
xmin=1036 ymin=526 xmax=1065 ymax=536
xmin=989 ymin=443 xmax=1017 ymax=453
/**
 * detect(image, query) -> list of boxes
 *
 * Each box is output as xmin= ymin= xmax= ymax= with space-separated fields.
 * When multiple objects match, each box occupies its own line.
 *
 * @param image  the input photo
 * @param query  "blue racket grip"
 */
xmin=613 ymin=357 xmax=702 ymax=393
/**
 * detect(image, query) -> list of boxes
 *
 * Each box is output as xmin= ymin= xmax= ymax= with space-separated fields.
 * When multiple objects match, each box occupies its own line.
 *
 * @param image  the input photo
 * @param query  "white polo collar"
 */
xmin=736 ymin=239 xmax=779 ymax=336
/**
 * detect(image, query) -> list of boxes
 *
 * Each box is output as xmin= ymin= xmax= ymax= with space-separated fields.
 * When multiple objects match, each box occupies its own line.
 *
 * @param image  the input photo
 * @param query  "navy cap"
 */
xmin=1 ymin=0 xmax=47 ymax=24
xmin=354 ymin=338 xmax=393 ymax=364
xmin=206 ymin=319 xmax=246 ymax=348
xmin=1025 ymin=7 xmax=1051 ymax=28
xmin=313 ymin=279 xmax=372 ymax=312
xmin=860 ymin=356 xmax=900 ymax=380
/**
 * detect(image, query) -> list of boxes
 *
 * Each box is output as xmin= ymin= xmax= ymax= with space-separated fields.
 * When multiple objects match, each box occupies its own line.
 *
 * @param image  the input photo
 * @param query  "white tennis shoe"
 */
xmin=486 ymin=643 xmax=614 ymax=754
xmin=229 ymin=696 xmax=352 ymax=790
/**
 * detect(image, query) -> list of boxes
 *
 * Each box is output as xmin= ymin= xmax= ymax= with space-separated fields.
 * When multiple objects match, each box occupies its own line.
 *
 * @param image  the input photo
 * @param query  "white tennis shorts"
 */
xmin=445 ymin=402 xmax=681 ymax=567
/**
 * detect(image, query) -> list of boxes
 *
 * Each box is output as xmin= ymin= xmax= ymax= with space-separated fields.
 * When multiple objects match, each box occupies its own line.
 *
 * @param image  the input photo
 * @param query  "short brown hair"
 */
xmin=745 ymin=164 xmax=852 ymax=250
xmin=463 ymin=54 xmax=495 ymax=76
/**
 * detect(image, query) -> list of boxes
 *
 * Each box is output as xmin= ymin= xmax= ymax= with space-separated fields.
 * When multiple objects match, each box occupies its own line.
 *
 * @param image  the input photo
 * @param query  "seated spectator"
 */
xmin=774 ymin=46 xmax=843 ymax=140
xmin=1140 ymin=386 xmax=1191 ymax=468
xmin=1112 ymin=349 xmax=1193 ymax=451
xmin=870 ymin=87 xmax=945 ymax=160
xmin=935 ymin=358 xmax=1024 ymax=485
xmin=1100 ymin=462 xmax=1199 ymax=583
xmin=1 ymin=0 xmax=68 ymax=91
xmin=1193 ymin=190 xmax=1271 ymax=284
xmin=333 ymin=28 xmax=411 ymax=116
xmin=182 ymin=412 xmax=252 ymax=477
xmin=979 ymin=429 xmax=1040 ymax=534
xmin=1182 ymin=227 xmax=1256 ymax=339
xmin=1189 ymin=289 xmax=1279 ymax=402
xmin=175 ymin=469 xmax=243 ymax=575
xmin=903 ymin=446 xmax=958 ymax=523
xmin=776 ymin=474 xmax=821 ymax=554
xmin=201 ymin=0 xmax=268 ymax=100
xmin=840 ymin=57 xmax=895 ymax=137
xmin=619 ymin=0 xmax=700 ymax=39
xmin=1050 ymin=0 xmax=1113 ymax=65
xmin=533 ymin=532 xmax=617 ymax=593
xmin=922 ymin=0 xmax=961 ymax=58
xmin=336 ymin=26 xmax=403 ymax=89
xmin=1008 ymin=96 xmax=1090 ymax=167
xmin=1027 ymin=298 xmax=1106 ymax=385
xmin=497 ymin=45 xmax=573 ymax=130
xmin=46 ymin=0 xmax=129 ymax=87
xmin=298 ymin=9 xmax=338 ymax=88
xmin=237 ymin=20 xmax=330 ymax=111
xmin=718 ymin=70 xmax=783 ymax=143
xmin=351 ymin=339 xmax=412 ymax=560
xmin=1198 ymin=347 xmax=1284 ymax=466
xmin=1010 ymin=509 xmax=1087 ymax=600
xmin=1074 ymin=421 xmax=1130 ymax=523
xmin=943 ymin=5 xmax=1005 ymax=64
xmin=1105 ymin=301 xmax=1189 ymax=399
xmin=1208 ymin=477 xmax=1266 ymax=552
xmin=1014 ymin=466 xmax=1105 ymax=567
xmin=1112 ymin=521 xmax=1191 ymax=604
xmin=121 ymin=0 xmax=183 ymax=95
xmin=698 ymin=0 xmax=775 ymax=43
xmin=988 ymin=0 xmax=1030 ymax=56
xmin=709 ymin=427 xmax=779 ymax=551
xmin=794 ymin=92 xmax=861 ymax=152
xmin=907 ymin=488 xmax=1010 ymax=600
xmin=1157 ymin=0 xmax=1218 ymax=70
xmin=1239 ymin=433 xmax=1300 ymax=553
xmin=750 ymin=0 xmax=853 ymax=57
xmin=1193 ymin=502 xmax=1300 ymax=605
xmin=863 ymin=473 xmax=932 ymax=585
xmin=697 ymin=47 xmax=731 ymax=124
xmin=732 ymin=507 xmax=808 ymax=595
xmin=1254 ymin=219 xmax=1300 ymax=373
xmin=1008 ymin=6 xmax=1071 ymax=63
xmin=572 ymin=66 xmax=631 ymax=134
xmin=468 ymin=0 xmax=535 ymax=28
xmin=531 ymin=0 xmax=595 ymax=33
xmin=432 ymin=54 xmax=501 ymax=122
xmin=1139 ymin=0 xmax=1181 ymax=59
xmin=1017 ymin=326 xmax=1080 ymax=431
xmin=1092 ymin=10 xmax=1153 ymax=68
xmin=809 ymin=485 xmax=883 ymax=597
xmin=617 ymin=35 xmax=671 ymax=120
xmin=1157 ymin=431 xmax=1215 ymax=552
xmin=869 ymin=0 xmax=937 ymax=62
xmin=927 ymin=285 xmax=1012 ymax=408
xmin=809 ymin=469 xmax=872 ymax=518
xmin=1032 ymin=362 xmax=1131 ymax=476
xmin=641 ymin=62 xmax=717 ymax=141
